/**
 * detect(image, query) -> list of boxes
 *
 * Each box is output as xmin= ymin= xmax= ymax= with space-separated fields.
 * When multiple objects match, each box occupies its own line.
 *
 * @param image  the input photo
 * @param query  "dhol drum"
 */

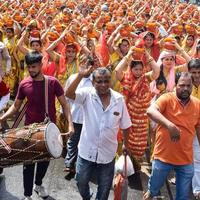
xmin=0 ymin=122 xmax=63 ymax=168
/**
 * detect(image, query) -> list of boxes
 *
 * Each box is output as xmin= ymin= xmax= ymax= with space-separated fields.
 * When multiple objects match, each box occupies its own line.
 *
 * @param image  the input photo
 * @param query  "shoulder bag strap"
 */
xmin=44 ymin=75 xmax=49 ymax=120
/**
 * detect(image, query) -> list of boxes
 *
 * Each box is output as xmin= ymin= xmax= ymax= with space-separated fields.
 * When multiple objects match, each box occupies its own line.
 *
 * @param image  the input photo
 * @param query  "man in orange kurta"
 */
xmin=143 ymin=72 xmax=200 ymax=200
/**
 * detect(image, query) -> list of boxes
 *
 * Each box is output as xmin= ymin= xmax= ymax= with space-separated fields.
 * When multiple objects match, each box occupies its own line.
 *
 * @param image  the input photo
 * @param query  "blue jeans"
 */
xmin=65 ymin=123 xmax=82 ymax=169
xmin=148 ymin=159 xmax=194 ymax=200
xmin=75 ymin=156 xmax=115 ymax=200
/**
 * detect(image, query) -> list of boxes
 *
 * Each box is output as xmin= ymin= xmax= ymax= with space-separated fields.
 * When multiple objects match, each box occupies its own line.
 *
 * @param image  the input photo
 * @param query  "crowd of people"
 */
xmin=0 ymin=0 xmax=200 ymax=199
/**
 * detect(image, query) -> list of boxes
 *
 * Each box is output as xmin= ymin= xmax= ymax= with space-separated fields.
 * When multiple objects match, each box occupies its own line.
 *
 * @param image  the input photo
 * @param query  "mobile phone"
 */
xmin=87 ymin=56 xmax=94 ymax=66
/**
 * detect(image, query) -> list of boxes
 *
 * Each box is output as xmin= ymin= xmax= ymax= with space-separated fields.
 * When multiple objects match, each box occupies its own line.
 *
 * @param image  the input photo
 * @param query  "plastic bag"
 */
xmin=115 ymin=155 xmax=135 ymax=177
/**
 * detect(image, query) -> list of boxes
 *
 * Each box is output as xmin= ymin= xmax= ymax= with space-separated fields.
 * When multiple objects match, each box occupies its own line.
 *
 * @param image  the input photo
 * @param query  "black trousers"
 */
xmin=23 ymin=161 xmax=49 ymax=196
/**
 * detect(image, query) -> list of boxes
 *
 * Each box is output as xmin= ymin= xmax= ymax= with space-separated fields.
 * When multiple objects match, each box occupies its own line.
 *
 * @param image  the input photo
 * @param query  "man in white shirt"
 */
xmin=64 ymin=72 xmax=93 ymax=179
xmin=65 ymin=67 xmax=132 ymax=200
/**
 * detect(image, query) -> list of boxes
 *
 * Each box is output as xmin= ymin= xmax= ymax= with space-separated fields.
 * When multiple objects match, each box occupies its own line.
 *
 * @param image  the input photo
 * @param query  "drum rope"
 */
xmin=0 ymin=138 xmax=12 ymax=153
xmin=0 ymin=123 xmax=46 ymax=139
xmin=0 ymin=152 xmax=49 ymax=162
xmin=1 ymin=141 xmax=45 ymax=159
xmin=0 ymin=157 xmax=53 ymax=168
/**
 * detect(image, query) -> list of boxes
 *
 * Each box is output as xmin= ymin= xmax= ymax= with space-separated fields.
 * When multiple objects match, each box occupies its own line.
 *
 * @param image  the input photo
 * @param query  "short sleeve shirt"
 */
xmin=74 ymin=87 xmax=132 ymax=164
xmin=153 ymin=92 xmax=200 ymax=165
xmin=16 ymin=76 xmax=64 ymax=125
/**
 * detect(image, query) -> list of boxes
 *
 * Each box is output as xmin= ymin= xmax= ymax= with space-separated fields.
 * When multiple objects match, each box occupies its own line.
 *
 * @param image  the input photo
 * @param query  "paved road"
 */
xmin=0 ymin=117 xmax=195 ymax=200
xmin=0 ymin=157 xmax=181 ymax=200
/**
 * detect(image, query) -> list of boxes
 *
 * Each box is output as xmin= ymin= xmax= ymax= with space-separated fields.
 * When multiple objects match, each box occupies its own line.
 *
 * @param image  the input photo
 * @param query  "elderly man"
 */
xmin=66 ymin=66 xmax=132 ymax=200
xmin=143 ymin=72 xmax=200 ymax=200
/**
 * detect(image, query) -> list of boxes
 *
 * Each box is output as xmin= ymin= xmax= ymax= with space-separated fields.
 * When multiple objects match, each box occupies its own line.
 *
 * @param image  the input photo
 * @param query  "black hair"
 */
xmin=144 ymin=13 xmax=151 ymax=19
xmin=175 ymin=72 xmax=182 ymax=85
xmin=174 ymin=35 xmax=181 ymax=43
xmin=130 ymin=60 xmax=144 ymax=69
xmin=119 ymin=39 xmax=130 ymax=47
xmin=92 ymin=67 xmax=111 ymax=81
xmin=135 ymin=30 xmax=143 ymax=35
xmin=175 ymin=72 xmax=192 ymax=85
xmin=196 ymin=44 xmax=200 ymax=51
xmin=144 ymin=32 xmax=155 ymax=40
xmin=6 ymin=27 xmax=14 ymax=33
xmin=30 ymin=40 xmax=42 ymax=47
xmin=156 ymin=74 xmax=167 ymax=88
xmin=60 ymin=6 xmax=66 ymax=11
xmin=102 ymin=24 xmax=107 ymax=31
xmin=188 ymin=59 xmax=200 ymax=71
xmin=157 ymin=64 xmax=168 ymax=86
xmin=187 ymin=35 xmax=195 ymax=40
xmin=135 ymin=28 xmax=146 ymax=35
xmin=25 ymin=51 xmax=43 ymax=65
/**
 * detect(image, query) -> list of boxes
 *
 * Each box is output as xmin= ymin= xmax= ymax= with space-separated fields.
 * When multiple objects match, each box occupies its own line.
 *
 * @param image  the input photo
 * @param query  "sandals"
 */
xmin=63 ymin=167 xmax=75 ymax=173
xmin=63 ymin=167 xmax=76 ymax=180
xmin=143 ymin=191 xmax=153 ymax=200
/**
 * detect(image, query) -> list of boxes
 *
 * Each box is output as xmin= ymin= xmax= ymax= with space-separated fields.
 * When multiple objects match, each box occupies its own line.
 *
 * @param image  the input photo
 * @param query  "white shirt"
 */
xmin=74 ymin=87 xmax=132 ymax=164
xmin=62 ymin=74 xmax=93 ymax=124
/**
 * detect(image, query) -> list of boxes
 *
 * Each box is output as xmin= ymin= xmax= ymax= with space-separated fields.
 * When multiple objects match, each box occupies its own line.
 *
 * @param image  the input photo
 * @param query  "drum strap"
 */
xmin=12 ymin=101 xmax=28 ymax=129
xmin=44 ymin=75 xmax=50 ymax=123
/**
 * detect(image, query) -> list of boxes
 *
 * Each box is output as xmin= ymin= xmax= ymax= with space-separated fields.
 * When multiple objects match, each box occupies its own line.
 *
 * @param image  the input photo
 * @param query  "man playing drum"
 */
xmin=0 ymin=51 xmax=74 ymax=200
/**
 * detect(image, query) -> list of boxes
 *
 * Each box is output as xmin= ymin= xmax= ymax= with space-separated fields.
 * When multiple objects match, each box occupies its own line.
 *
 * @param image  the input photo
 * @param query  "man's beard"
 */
xmin=177 ymin=91 xmax=190 ymax=101
xmin=30 ymin=71 xmax=40 ymax=78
